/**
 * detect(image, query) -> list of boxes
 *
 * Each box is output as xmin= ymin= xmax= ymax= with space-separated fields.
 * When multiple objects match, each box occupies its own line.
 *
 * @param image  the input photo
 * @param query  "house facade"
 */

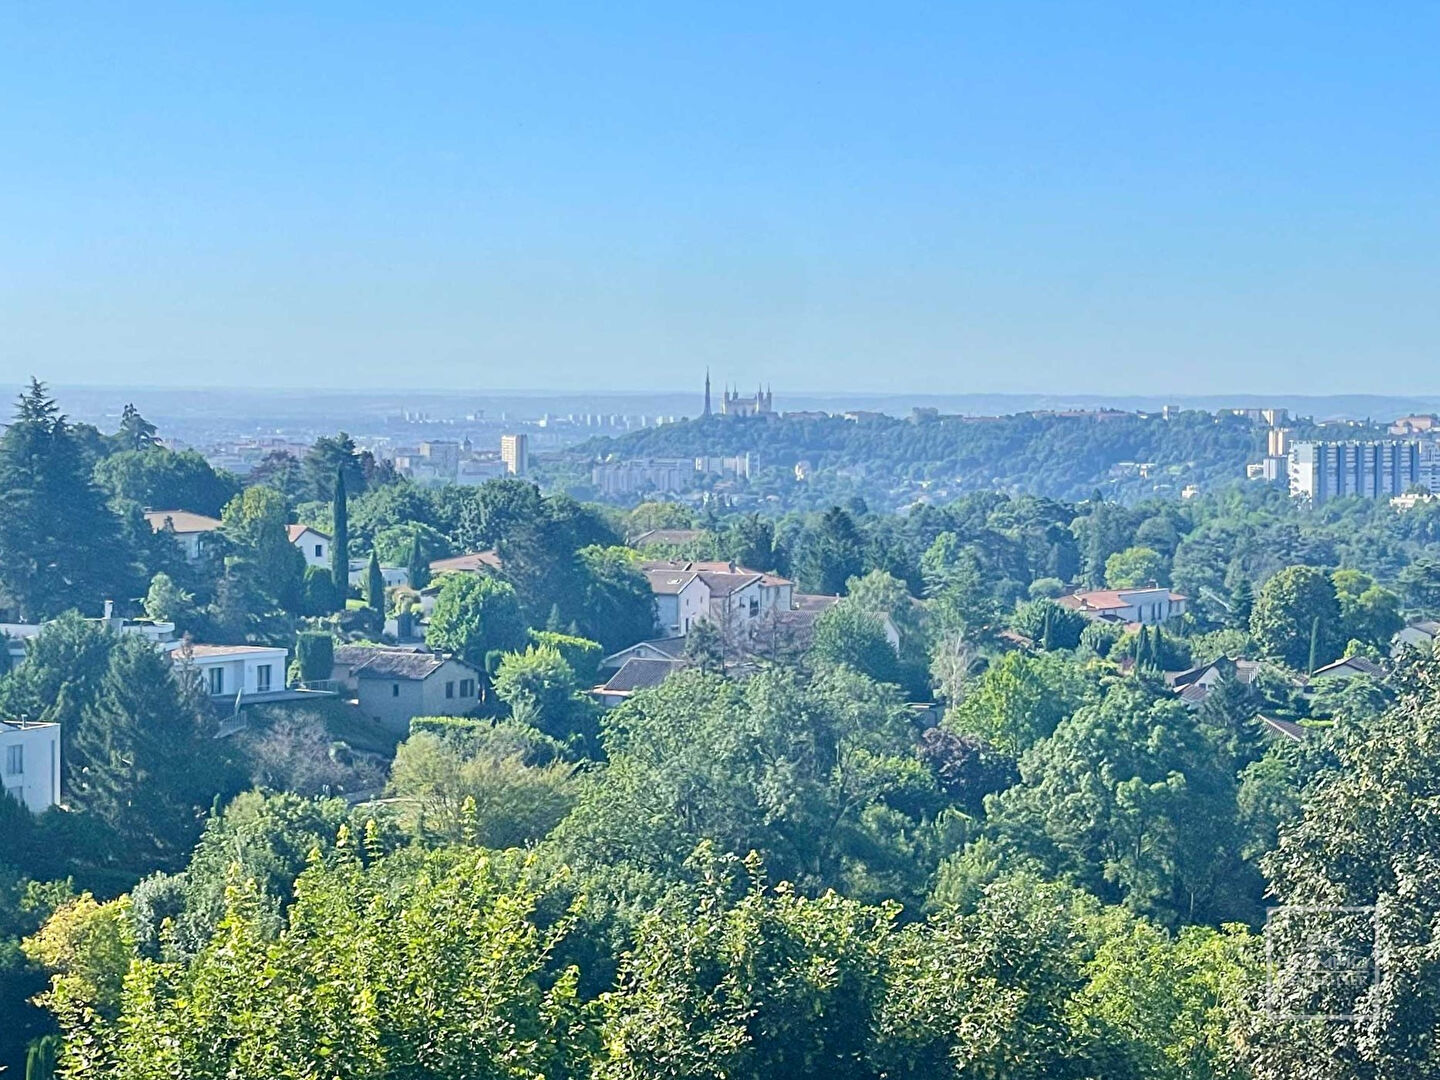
xmin=1057 ymin=586 xmax=1187 ymax=626
xmin=173 ymin=643 xmax=288 ymax=700
xmin=288 ymin=525 xmax=331 ymax=569
xmin=331 ymin=646 xmax=482 ymax=734
xmin=143 ymin=510 xmax=224 ymax=563
xmin=0 ymin=720 xmax=61 ymax=814
xmin=641 ymin=560 xmax=794 ymax=641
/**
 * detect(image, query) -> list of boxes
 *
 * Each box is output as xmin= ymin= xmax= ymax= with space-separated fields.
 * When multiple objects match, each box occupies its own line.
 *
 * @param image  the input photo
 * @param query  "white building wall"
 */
xmin=0 ymin=722 xmax=61 ymax=814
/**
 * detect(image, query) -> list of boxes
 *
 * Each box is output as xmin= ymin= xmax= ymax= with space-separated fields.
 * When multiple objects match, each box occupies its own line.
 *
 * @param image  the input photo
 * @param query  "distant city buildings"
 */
xmin=500 ymin=433 xmax=529 ymax=476
xmin=392 ymin=433 xmax=528 ymax=486
xmin=592 ymin=454 xmax=752 ymax=497
xmin=1390 ymin=414 xmax=1439 ymax=436
xmin=1288 ymin=440 xmax=1420 ymax=503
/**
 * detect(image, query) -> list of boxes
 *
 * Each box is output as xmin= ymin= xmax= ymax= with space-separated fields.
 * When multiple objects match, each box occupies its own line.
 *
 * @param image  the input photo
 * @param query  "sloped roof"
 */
xmin=1312 ymin=655 xmax=1385 ymax=679
xmin=599 ymin=657 xmax=684 ymax=693
xmin=144 ymin=510 xmax=223 ymax=535
xmin=640 ymin=559 xmax=791 ymax=587
xmin=645 ymin=569 xmax=701 ymax=595
xmin=1057 ymin=587 xmax=1188 ymax=612
xmin=287 ymin=524 xmax=329 ymax=542
xmin=601 ymin=637 xmax=687 ymax=669
xmin=429 ymin=551 xmax=502 ymax=574
xmin=333 ymin=644 xmax=465 ymax=681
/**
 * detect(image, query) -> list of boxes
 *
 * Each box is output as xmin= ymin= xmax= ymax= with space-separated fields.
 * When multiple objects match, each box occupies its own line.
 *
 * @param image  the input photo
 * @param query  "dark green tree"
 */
xmin=365 ymin=551 xmax=385 ymax=612
xmin=0 ymin=380 xmax=131 ymax=619
xmin=330 ymin=466 xmax=349 ymax=608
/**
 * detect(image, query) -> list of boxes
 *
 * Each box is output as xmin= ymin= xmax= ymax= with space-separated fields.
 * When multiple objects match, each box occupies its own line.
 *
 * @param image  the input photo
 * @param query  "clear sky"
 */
xmin=2 ymin=2 xmax=1439 ymax=395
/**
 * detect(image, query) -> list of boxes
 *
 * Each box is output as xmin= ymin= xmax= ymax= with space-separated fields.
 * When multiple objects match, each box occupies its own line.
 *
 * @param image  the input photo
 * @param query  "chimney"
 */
xmin=103 ymin=599 xmax=114 ymax=620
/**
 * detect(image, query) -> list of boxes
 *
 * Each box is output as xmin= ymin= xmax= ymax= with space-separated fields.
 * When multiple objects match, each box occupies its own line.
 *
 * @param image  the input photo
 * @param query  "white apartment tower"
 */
xmin=500 ymin=433 xmax=529 ymax=476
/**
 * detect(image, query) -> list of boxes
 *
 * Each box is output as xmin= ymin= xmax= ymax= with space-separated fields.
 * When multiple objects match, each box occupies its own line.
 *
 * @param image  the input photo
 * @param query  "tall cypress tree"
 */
xmin=330 ymin=466 xmax=348 ymax=609
xmin=366 ymin=551 xmax=386 ymax=613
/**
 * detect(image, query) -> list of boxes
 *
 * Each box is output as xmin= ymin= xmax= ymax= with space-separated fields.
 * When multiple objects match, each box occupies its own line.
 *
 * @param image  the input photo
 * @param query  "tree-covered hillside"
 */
xmin=554 ymin=409 xmax=1362 ymax=508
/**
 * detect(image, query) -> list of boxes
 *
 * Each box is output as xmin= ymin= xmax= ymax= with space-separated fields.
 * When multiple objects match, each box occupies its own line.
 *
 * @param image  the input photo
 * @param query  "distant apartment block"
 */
xmin=500 ymin=433 xmax=529 ymax=476
xmin=593 ymin=458 xmax=694 ymax=497
xmin=1288 ymin=440 xmax=1420 ymax=503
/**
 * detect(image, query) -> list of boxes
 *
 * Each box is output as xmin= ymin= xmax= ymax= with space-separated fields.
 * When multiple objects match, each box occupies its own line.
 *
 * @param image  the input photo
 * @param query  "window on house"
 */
xmin=256 ymin=664 xmax=272 ymax=692
xmin=5 ymin=745 xmax=21 ymax=776
xmin=459 ymin=678 xmax=475 ymax=697
xmin=749 ymin=598 xmax=760 ymax=616
xmin=315 ymin=543 xmax=323 ymax=558
xmin=392 ymin=683 xmax=401 ymax=697
xmin=445 ymin=680 xmax=455 ymax=699
xmin=207 ymin=667 xmax=224 ymax=695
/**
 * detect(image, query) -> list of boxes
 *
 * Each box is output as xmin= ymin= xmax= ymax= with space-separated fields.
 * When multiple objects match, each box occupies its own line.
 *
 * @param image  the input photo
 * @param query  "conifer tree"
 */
xmin=330 ymin=466 xmax=349 ymax=609
xmin=366 ymin=551 xmax=386 ymax=613
xmin=0 ymin=378 xmax=131 ymax=618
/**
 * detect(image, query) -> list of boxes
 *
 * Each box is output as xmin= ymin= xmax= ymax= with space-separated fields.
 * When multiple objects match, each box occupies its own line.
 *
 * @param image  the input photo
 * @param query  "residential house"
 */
xmin=1057 ymin=586 xmax=1187 ymax=626
xmin=330 ymin=645 xmax=482 ymax=734
xmin=599 ymin=636 xmax=687 ymax=673
xmin=640 ymin=560 xmax=794 ymax=642
xmin=1309 ymin=655 xmax=1386 ymax=682
xmin=644 ymin=568 xmax=711 ymax=637
xmin=1164 ymin=656 xmax=1262 ymax=708
xmin=288 ymin=525 xmax=331 ymax=569
xmin=593 ymin=657 xmax=685 ymax=708
xmin=347 ymin=559 xmax=410 ymax=589
xmin=1393 ymin=618 xmax=1440 ymax=655
xmin=429 ymin=551 xmax=503 ymax=576
xmin=143 ymin=510 xmax=223 ymax=562
xmin=172 ymin=643 xmax=289 ymax=701
xmin=0 ymin=720 xmax=61 ymax=814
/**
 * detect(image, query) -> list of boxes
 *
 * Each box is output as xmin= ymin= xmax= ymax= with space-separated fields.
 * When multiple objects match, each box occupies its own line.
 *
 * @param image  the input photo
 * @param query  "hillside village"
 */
xmin=5 ymin=380 xmax=1440 ymax=1076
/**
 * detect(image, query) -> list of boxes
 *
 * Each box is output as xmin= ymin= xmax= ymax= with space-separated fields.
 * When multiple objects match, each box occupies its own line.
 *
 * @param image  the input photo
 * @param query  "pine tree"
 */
xmin=115 ymin=402 xmax=159 ymax=452
xmin=0 ymin=378 xmax=132 ymax=618
xmin=71 ymin=634 xmax=221 ymax=860
xmin=366 ymin=551 xmax=386 ymax=613
xmin=330 ymin=466 xmax=349 ymax=609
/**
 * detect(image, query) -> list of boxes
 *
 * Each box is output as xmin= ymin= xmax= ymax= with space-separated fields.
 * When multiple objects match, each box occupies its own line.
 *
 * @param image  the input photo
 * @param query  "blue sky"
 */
xmin=2 ymin=2 xmax=1438 ymax=394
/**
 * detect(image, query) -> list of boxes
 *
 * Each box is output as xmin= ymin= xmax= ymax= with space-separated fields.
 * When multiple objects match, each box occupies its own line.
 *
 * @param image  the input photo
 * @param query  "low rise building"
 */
xmin=1057 ymin=586 xmax=1187 ymax=626
xmin=288 ymin=525 xmax=331 ymax=569
xmin=173 ymin=643 xmax=289 ymax=701
xmin=143 ymin=510 xmax=224 ymax=562
xmin=331 ymin=646 xmax=482 ymax=734
xmin=0 ymin=720 xmax=61 ymax=814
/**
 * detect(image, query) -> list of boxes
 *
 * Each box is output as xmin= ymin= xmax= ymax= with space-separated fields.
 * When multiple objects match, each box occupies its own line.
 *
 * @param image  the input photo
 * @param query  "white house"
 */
xmin=641 ymin=560 xmax=794 ymax=640
xmin=143 ymin=510 xmax=224 ymax=563
xmin=348 ymin=559 xmax=410 ymax=589
xmin=288 ymin=524 xmax=331 ymax=569
xmin=644 ymin=569 xmax=711 ymax=637
xmin=172 ymin=643 xmax=288 ymax=700
xmin=0 ymin=720 xmax=61 ymax=814
xmin=1056 ymin=586 xmax=1187 ymax=626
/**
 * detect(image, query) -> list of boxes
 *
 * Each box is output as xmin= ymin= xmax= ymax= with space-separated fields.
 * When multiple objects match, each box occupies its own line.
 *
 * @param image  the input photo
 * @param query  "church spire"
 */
xmin=704 ymin=369 xmax=711 ymax=417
